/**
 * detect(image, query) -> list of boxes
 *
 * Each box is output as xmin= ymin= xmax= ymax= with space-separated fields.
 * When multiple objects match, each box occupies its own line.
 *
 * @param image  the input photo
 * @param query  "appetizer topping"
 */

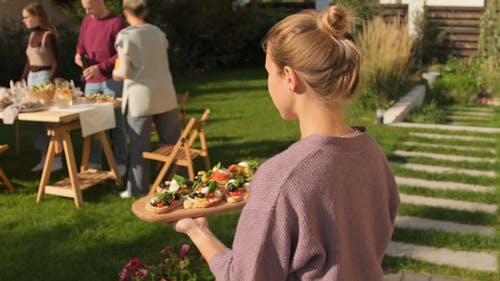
xmin=238 ymin=161 xmax=249 ymax=167
xmin=168 ymin=179 xmax=180 ymax=193
xmin=243 ymin=182 xmax=251 ymax=192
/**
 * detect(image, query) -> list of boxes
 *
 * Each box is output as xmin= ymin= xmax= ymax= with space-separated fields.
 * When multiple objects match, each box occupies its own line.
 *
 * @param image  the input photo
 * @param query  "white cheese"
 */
xmin=168 ymin=179 xmax=180 ymax=192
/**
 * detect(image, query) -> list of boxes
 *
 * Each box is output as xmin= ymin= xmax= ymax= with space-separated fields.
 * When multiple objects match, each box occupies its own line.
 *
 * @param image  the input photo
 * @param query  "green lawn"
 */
xmin=0 ymin=67 xmax=498 ymax=281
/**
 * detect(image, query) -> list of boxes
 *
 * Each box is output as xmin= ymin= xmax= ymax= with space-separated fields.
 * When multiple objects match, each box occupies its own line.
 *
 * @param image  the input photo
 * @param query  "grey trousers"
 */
xmin=126 ymin=108 xmax=181 ymax=196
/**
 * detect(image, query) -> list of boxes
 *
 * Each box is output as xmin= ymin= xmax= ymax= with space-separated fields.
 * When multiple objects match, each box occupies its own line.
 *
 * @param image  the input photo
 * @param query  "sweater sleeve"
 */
xmin=209 ymin=205 xmax=293 ymax=281
xmin=97 ymin=17 xmax=126 ymax=76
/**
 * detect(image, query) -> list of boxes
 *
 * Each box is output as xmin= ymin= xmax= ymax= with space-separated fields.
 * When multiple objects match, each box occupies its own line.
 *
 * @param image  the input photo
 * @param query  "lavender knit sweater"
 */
xmin=210 ymin=129 xmax=399 ymax=280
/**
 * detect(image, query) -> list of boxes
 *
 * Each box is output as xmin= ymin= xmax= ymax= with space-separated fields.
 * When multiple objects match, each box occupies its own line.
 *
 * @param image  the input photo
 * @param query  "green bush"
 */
xmin=438 ymin=57 xmax=481 ymax=103
xmin=476 ymin=0 xmax=499 ymax=96
xmin=405 ymin=100 xmax=447 ymax=124
xmin=0 ymin=23 xmax=28 ymax=86
xmin=161 ymin=1 xmax=289 ymax=72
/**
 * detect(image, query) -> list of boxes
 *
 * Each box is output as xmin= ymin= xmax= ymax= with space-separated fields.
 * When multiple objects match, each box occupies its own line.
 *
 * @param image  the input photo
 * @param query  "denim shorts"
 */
xmin=84 ymin=79 xmax=123 ymax=98
xmin=27 ymin=70 xmax=51 ymax=87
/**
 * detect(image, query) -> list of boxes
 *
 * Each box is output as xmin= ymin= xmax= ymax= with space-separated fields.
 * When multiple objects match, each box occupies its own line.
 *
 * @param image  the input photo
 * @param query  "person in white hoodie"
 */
xmin=113 ymin=0 xmax=181 ymax=197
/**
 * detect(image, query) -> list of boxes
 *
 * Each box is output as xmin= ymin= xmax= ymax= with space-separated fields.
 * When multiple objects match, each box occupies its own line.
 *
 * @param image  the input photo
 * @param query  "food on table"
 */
xmin=144 ymin=162 xmax=258 ymax=213
xmin=183 ymin=169 xmax=226 ymax=209
xmin=79 ymin=93 xmax=116 ymax=104
xmin=146 ymin=175 xmax=192 ymax=214
xmin=0 ymin=96 xmax=12 ymax=110
xmin=53 ymin=86 xmax=73 ymax=108
xmin=28 ymin=82 xmax=55 ymax=105
xmin=225 ymin=161 xmax=258 ymax=203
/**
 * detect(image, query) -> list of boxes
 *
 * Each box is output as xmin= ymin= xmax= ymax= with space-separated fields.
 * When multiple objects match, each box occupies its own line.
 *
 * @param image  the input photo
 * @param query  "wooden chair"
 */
xmin=143 ymin=108 xmax=211 ymax=195
xmin=0 ymin=144 xmax=15 ymax=193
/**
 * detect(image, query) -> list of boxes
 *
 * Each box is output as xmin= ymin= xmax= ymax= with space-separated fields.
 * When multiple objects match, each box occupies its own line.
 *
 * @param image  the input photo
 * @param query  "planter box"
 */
xmin=383 ymin=84 xmax=426 ymax=124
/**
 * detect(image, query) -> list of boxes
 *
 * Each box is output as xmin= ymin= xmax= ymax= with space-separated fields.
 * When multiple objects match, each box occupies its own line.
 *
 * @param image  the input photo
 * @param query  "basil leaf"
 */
xmin=207 ymin=181 xmax=217 ymax=194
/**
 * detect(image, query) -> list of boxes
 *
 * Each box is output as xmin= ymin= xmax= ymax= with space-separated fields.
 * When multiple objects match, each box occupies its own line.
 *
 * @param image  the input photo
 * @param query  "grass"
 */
xmin=0 ymin=67 xmax=499 ymax=281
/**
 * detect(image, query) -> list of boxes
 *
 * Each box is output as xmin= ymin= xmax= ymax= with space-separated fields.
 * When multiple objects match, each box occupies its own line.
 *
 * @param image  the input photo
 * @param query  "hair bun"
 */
xmin=316 ymin=5 xmax=349 ymax=37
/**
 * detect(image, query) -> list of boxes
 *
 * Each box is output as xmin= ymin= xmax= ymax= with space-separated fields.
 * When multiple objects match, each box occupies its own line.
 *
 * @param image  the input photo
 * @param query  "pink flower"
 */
xmin=160 ymin=246 xmax=173 ymax=255
xmin=179 ymin=260 xmax=186 ymax=270
xmin=126 ymin=258 xmax=141 ymax=271
xmin=118 ymin=267 xmax=130 ymax=281
xmin=178 ymin=244 xmax=190 ymax=259
xmin=137 ymin=268 xmax=148 ymax=277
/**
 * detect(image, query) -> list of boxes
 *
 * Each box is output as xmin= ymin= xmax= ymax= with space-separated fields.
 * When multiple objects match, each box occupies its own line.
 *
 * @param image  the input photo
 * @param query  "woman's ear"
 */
xmin=283 ymin=66 xmax=301 ymax=93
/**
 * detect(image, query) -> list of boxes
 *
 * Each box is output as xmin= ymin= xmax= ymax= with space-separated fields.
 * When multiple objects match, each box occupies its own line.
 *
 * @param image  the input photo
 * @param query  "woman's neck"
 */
xmin=129 ymin=17 xmax=146 ymax=26
xmin=298 ymin=99 xmax=354 ymax=139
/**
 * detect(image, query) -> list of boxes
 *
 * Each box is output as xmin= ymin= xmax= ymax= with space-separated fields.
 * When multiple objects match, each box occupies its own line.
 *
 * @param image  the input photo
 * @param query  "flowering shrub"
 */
xmin=119 ymin=244 xmax=198 ymax=281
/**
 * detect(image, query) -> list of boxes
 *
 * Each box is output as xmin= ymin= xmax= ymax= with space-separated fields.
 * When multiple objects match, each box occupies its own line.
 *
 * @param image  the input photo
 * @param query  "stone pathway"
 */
xmin=393 ymin=150 xmax=496 ymax=163
xmin=395 ymin=176 xmax=495 ymax=193
xmin=384 ymin=271 xmax=477 ymax=281
xmin=392 ymin=122 xmax=500 ymax=133
xmin=395 ymin=216 xmax=494 ymax=236
xmin=399 ymin=193 xmax=497 ymax=214
xmin=386 ymin=242 xmax=498 ymax=272
xmin=394 ymin=163 xmax=496 ymax=177
xmin=409 ymin=132 xmax=496 ymax=142
xmin=385 ymin=106 xmax=498 ymax=278
xmin=401 ymin=141 xmax=496 ymax=154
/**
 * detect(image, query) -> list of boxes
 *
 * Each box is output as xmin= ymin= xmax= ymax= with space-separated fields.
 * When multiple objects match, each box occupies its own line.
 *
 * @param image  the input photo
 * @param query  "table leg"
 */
xmin=61 ymin=130 xmax=83 ymax=208
xmin=15 ymin=121 xmax=20 ymax=157
xmin=80 ymin=136 xmax=91 ymax=173
xmin=36 ymin=134 xmax=56 ymax=203
xmin=95 ymin=131 xmax=123 ymax=186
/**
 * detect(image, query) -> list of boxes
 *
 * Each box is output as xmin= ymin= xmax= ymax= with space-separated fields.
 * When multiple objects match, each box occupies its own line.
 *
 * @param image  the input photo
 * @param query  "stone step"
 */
xmin=385 ymin=241 xmax=498 ymax=272
xmin=393 ymin=162 xmax=496 ymax=178
xmin=383 ymin=271 xmax=473 ymax=281
xmin=399 ymin=193 xmax=497 ymax=214
xmin=395 ymin=176 xmax=495 ymax=193
xmin=447 ymin=111 xmax=494 ymax=117
xmin=449 ymin=106 xmax=494 ymax=113
xmin=393 ymin=150 xmax=496 ymax=163
xmin=402 ymin=141 xmax=496 ymax=154
xmin=409 ymin=132 xmax=496 ymax=142
xmin=395 ymin=216 xmax=494 ymax=236
xmin=447 ymin=121 xmax=496 ymax=127
xmin=447 ymin=115 xmax=490 ymax=121
xmin=391 ymin=122 xmax=500 ymax=134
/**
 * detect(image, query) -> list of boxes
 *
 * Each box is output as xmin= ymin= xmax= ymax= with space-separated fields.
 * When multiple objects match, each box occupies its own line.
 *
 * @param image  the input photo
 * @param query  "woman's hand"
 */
xmin=170 ymin=217 xmax=226 ymax=263
xmin=171 ymin=217 xmax=208 ymax=234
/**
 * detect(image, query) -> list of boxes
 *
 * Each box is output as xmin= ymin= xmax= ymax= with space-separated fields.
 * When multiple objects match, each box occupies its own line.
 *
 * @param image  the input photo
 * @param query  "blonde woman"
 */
xmin=21 ymin=2 xmax=62 ymax=172
xmin=173 ymin=5 xmax=399 ymax=281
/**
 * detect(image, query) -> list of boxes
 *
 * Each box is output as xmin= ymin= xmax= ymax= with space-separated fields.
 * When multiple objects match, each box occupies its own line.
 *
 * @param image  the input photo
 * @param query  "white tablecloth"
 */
xmin=49 ymin=103 xmax=115 ymax=137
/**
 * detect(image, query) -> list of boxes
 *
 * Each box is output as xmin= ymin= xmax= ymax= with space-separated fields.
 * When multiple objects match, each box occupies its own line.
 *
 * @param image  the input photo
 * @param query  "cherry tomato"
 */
xmin=211 ymin=171 xmax=230 ymax=181
xmin=229 ymin=191 xmax=244 ymax=196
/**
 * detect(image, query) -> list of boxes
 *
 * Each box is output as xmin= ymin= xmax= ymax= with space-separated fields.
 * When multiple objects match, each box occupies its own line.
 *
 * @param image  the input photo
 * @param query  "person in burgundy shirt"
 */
xmin=74 ymin=0 xmax=128 ymax=178
xmin=172 ymin=5 xmax=399 ymax=281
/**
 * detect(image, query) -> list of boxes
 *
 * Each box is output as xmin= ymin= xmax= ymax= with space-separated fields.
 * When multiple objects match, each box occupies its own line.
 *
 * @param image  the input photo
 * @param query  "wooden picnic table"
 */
xmin=0 ymin=105 xmax=122 ymax=207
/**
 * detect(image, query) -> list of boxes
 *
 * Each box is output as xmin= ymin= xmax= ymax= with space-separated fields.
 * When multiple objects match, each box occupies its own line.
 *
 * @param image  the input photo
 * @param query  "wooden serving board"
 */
xmin=131 ymin=194 xmax=246 ymax=223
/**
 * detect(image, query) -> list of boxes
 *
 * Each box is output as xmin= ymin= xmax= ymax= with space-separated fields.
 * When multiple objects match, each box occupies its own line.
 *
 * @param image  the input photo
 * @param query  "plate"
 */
xmin=131 ymin=194 xmax=246 ymax=223
xmin=19 ymin=106 xmax=46 ymax=113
